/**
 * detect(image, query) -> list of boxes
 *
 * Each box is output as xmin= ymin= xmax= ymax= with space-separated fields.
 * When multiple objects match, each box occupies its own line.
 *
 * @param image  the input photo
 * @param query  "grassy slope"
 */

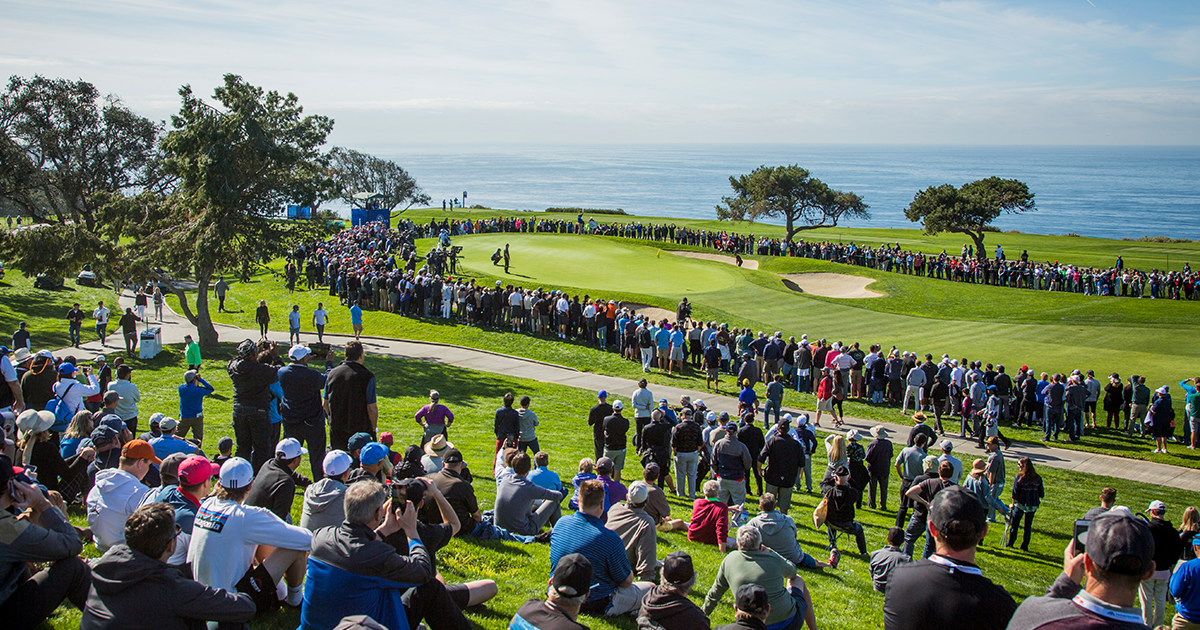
xmin=48 ymin=343 xmax=1195 ymax=630
xmin=400 ymin=207 xmax=1200 ymax=272
xmin=0 ymin=271 xmax=118 ymax=350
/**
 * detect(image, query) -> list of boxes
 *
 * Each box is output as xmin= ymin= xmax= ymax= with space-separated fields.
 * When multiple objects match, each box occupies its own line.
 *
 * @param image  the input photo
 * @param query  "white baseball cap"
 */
xmin=219 ymin=457 xmax=254 ymax=489
xmin=276 ymin=437 xmax=309 ymax=459
xmin=288 ymin=344 xmax=312 ymax=361
xmin=322 ymin=450 xmax=352 ymax=477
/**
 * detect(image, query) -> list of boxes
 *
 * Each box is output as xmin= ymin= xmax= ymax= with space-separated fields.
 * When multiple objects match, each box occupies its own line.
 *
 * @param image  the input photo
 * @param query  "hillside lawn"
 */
xmin=44 ymin=342 xmax=1197 ymax=630
xmin=166 ymin=231 xmax=1200 ymax=469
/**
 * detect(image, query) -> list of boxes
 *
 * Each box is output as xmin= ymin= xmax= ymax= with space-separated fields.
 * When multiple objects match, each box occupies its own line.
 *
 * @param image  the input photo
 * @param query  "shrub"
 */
xmin=545 ymin=207 xmax=627 ymax=215
xmin=1120 ymin=235 xmax=1194 ymax=243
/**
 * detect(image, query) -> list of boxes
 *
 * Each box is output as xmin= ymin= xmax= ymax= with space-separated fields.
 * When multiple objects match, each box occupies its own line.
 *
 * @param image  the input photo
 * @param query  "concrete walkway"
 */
xmin=61 ymin=290 xmax=1200 ymax=492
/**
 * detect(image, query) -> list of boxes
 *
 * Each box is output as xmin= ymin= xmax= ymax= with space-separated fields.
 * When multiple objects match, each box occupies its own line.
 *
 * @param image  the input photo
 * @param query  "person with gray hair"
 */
xmin=704 ymin=524 xmax=818 ymax=630
xmin=301 ymin=480 xmax=471 ymax=630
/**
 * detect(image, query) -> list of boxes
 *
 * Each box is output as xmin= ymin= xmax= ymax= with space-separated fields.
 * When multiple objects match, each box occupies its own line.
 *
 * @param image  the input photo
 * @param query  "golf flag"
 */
xmin=657 ymin=249 xmax=661 ymax=258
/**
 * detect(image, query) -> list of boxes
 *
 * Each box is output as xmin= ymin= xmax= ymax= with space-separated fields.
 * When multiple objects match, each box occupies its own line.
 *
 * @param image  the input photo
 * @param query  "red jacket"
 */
xmin=687 ymin=498 xmax=729 ymax=546
xmin=817 ymin=375 xmax=834 ymax=399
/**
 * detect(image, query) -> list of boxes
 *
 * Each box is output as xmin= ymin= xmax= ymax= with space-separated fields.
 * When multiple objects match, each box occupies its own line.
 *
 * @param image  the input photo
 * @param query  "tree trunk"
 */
xmin=192 ymin=268 xmax=220 ymax=349
xmin=968 ymin=231 xmax=987 ymax=261
xmin=785 ymin=213 xmax=796 ymax=243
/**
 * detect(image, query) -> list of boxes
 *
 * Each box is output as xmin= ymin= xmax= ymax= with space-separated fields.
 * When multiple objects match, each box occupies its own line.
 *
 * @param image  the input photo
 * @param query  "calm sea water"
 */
xmin=366 ymin=145 xmax=1200 ymax=241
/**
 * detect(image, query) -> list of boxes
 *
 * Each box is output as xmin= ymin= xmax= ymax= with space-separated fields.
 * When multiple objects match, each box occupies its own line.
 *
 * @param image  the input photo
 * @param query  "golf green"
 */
xmin=458 ymin=233 xmax=738 ymax=295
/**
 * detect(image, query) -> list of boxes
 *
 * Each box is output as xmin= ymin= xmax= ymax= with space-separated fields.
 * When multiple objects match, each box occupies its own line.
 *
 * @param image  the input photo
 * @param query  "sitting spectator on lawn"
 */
xmin=0 ymin=454 xmax=90 ymax=629
xmin=529 ymin=451 xmax=564 ymax=494
xmin=300 ymin=450 xmax=353 ymax=532
xmin=550 ymin=479 xmax=654 ymax=616
xmin=347 ymin=442 xmax=390 ymax=485
xmin=299 ymin=479 xmax=470 ymax=630
xmin=869 ymin=527 xmax=911 ymax=594
xmin=159 ymin=455 xmax=220 ymax=568
xmin=638 ymin=551 xmax=712 ymax=630
xmin=494 ymin=451 xmax=563 ymax=536
xmin=245 ymin=437 xmax=312 ymax=522
xmin=688 ymin=479 xmax=737 ymax=554
xmin=425 ymin=448 xmax=535 ymax=543
xmin=148 ymin=417 xmax=199 ymax=460
xmin=86 ymin=439 xmax=158 ymax=552
xmin=703 ymin=524 xmax=818 ymax=630
xmin=606 ymin=481 xmax=661 ymax=582
xmin=641 ymin=463 xmax=687 ymax=532
xmin=511 ymin=553 xmax=592 ymax=630
xmin=749 ymin=493 xmax=833 ymax=570
xmin=81 ymin=503 xmax=255 ymax=629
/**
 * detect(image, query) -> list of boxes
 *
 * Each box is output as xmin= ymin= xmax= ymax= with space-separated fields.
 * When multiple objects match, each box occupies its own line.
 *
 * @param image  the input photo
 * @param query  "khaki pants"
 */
xmin=177 ymin=416 xmax=204 ymax=443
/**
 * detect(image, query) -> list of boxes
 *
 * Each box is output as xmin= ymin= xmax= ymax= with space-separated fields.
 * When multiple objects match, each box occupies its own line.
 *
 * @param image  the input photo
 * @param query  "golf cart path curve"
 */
xmin=667 ymin=250 xmax=760 ymax=270
xmin=56 ymin=289 xmax=1200 ymax=492
xmin=780 ymin=273 xmax=883 ymax=299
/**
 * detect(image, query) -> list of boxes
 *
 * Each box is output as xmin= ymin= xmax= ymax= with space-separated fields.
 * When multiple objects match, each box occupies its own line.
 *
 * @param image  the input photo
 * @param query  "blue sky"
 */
xmin=2 ymin=0 xmax=1198 ymax=145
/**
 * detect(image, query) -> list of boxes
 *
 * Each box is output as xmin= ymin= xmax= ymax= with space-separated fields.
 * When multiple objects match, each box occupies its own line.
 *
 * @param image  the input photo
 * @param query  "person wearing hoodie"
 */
xmin=86 ymin=439 xmax=159 ymax=552
xmin=245 ymin=438 xmax=312 ymax=523
xmin=0 ymin=454 xmax=91 ymax=629
xmin=80 ymin=503 xmax=254 ymax=629
xmin=749 ymin=494 xmax=833 ymax=570
xmin=301 ymin=450 xmax=353 ymax=532
xmin=637 ymin=551 xmax=711 ymax=630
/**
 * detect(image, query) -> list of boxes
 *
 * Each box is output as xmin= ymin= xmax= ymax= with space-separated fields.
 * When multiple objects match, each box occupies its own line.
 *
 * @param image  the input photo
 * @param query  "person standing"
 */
xmin=603 ymin=400 xmax=631 ymax=483
xmin=67 ymin=303 xmax=85 ymax=348
xmin=117 ymin=308 xmax=141 ymax=356
xmin=1142 ymin=500 xmax=1183 ymax=627
xmin=349 ymin=302 xmax=363 ymax=340
xmin=279 ymin=344 xmax=328 ymax=481
xmin=518 ymin=395 xmax=541 ymax=453
xmin=287 ymin=305 xmax=301 ymax=345
xmin=865 ymin=425 xmax=893 ymax=511
xmin=494 ymin=392 xmax=520 ymax=455
xmin=631 ymin=379 xmax=654 ymax=450
xmin=1149 ymin=386 xmax=1176 ymax=455
xmin=1006 ymin=457 xmax=1045 ymax=551
xmin=177 ymin=370 xmax=214 ymax=443
xmin=255 ymin=300 xmax=270 ymax=339
xmin=312 ymin=303 xmax=328 ymax=344
xmin=152 ymin=286 xmax=164 ymax=322
xmin=324 ymin=340 xmax=377 ymax=451
xmin=227 ymin=339 xmax=279 ymax=472
xmin=672 ymin=408 xmax=704 ymax=499
xmin=1172 ymin=532 xmax=1200 ymax=630
xmin=759 ymin=418 xmax=801 ymax=514
xmin=213 ymin=277 xmax=229 ymax=313
xmin=588 ymin=390 xmax=613 ymax=461
xmin=415 ymin=390 xmax=454 ymax=447
xmin=108 ymin=365 xmax=141 ymax=434
xmin=184 ymin=334 xmax=202 ymax=371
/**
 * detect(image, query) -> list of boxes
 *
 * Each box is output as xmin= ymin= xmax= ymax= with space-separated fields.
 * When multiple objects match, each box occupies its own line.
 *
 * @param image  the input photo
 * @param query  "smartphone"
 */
xmin=1073 ymin=519 xmax=1091 ymax=555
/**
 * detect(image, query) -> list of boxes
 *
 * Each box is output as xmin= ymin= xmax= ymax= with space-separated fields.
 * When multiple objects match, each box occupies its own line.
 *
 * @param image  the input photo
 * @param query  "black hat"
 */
xmin=834 ymin=464 xmax=850 ymax=477
xmin=662 ymin=551 xmax=695 ymax=585
xmin=929 ymin=486 xmax=986 ymax=538
xmin=735 ymin=584 xmax=769 ymax=615
xmin=551 ymin=553 xmax=593 ymax=598
xmin=395 ymin=478 xmax=427 ymax=506
xmin=443 ymin=448 xmax=464 ymax=464
xmin=1086 ymin=511 xmax=1156 ymax=576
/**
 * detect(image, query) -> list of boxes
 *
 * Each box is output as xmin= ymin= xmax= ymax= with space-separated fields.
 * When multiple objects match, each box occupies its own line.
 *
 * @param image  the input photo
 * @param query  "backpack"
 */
xmin=45 ymin=382 xmax=76 ymax=433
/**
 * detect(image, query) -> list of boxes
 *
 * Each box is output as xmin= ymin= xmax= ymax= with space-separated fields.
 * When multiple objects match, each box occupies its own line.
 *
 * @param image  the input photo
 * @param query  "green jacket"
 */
xmin=704 ymin=548 xmax=798 ymax=626
xmin=185 ymin=342 xmax=202 ymax=366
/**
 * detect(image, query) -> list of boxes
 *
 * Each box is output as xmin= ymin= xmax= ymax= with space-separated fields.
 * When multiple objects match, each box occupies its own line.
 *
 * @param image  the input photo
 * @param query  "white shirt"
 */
xmin=313 ymin=309 xmax=328 ymax=325
xmin=53 ymin=375 xmax=101 ymax=415
xmin=86 ymin=468 xmax=152 ymax=551
xmin=0 ymin=356 xmax=16 ymax=385
xmin=288 ymin=311 xmax=301 ymax=328
xmin=93 ymin=306 xmax=110 ymax=325
xmin=189 ymin=497 xmax=313 ymax=593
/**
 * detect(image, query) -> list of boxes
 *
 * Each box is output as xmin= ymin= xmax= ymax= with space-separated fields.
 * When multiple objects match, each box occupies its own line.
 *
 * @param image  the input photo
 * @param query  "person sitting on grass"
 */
xmin=159 ymin=455 xmax=220 ymax=568
xmin=0 ymin=454 xmax=90 ymax=629
xmin=704 ymin=524 xmax=818 ymax=630
xmin=245 ymin=437 xmax=312 ymax=523
xmin=148 ymin=417 xmax=200 ymax=460
xmin=688 ymin=479 xmax=737 ymax=554
xmin=347 ymin=442 xmax=390 ymax=485
xmin=596 ymin=457 xmax=627 ymax=515
xmin=1007 ymin=511 xmax=1155 ymax=630
xmin=494 ymin=451 xmax=563 ymax=537
xmin=81 ymin=503 xmax=255 ymax=629
xmin=511 ymin=553 xmax=592 ymax=630
xmin=605 ymin=481 xmax=660 ymax=582
xmin=640 ymin=463 xmax=688 ymax=532
xmin=188 ymin=457 xmax=312 ymax=613
xmin=424 ymin=448 xmax=536 ymax=544
xmin=86 ymin=439 xmax=158 ymax=552
xmin=299 ymin=479 xmax=470 ymax=630
xmin=638 ymin=551 xmax=712 ymax=630
xmin=300 ymin=450 xmax=353 ymax=532
xmin=869 ymin=527 xmax=911 ymax=594
xmin=749 ymin=493 xmax=834 ymax=571
xmin=569 ymin=458 xmax=601 ymax=512
xmin=528 ymin=451 xmax=564 ymax=495
xmin=549 ymin=479 xmax=654 ymax=617
xmin=714 ymin=584 xmax=773 ymax=630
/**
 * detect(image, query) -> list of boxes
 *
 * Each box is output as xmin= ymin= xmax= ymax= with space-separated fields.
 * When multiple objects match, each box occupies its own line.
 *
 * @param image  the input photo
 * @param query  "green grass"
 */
xmin=0 ymin=270 xmax=118 ymax=350
xmin=45 ymin=342 xmax=1196 ymax=630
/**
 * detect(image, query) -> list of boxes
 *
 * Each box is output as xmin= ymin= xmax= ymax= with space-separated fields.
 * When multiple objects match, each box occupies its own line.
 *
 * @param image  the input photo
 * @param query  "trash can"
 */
xmin=139 ymin=327 xmax=162 ymax=359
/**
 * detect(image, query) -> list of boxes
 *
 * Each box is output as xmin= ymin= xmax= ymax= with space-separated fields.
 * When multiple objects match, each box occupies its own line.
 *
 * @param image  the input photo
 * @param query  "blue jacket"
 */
xmin=178 ymin=378 xmax=214 ymax=419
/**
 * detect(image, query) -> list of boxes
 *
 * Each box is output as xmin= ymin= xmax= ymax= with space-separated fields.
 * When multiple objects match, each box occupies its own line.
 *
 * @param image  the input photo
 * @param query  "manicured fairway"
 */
xmin=459 ymin=233 xmax=738 ymax=295
xmin=45 ymin=342 xmax=1200 ymax=630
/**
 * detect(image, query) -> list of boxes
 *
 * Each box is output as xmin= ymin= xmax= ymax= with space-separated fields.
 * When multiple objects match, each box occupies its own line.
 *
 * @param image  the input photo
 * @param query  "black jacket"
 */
xmin=494 ymin=405 xmax=520 ymax=441
xmin=865 ymin=438 xmax=894 ymax=478
xmin=819 ymin=477 xmax=860 ymax=524
xmin=638 ymin=584 xmax=712 ymax=630
xmin=589 ymin=402 xmax=613 ymax=439
xmin=671 ymin=420 xmax=704 ymax=454
xmin=81 ymin=544 xmax=254 ymax=630
xmin=883 ymin=556 xmax=1016 ymax=630
xmin=1149 ymin=517 xmax=1183 ymax=574
xmin=604 ymin=412 xmax=630 ymax=450
xmin=737 ymin=425 xmax=765 ymax=466
xmin=245 ymin=458 xmax=311 ymax=521
xmin=226 ymin=357 xmax=278 ymax=411
xmin=759 ymin=433 xmax=801 ymax=487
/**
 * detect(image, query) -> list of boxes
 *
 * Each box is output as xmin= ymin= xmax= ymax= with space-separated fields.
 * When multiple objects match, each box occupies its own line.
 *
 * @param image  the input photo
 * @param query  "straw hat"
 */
xmin=912 ymin=412 xmax=927 ymax=424
xmin=870 ymin=425 xmax=889 ymax=439
xmin=424 ymin=434 xmax=454 ymax=458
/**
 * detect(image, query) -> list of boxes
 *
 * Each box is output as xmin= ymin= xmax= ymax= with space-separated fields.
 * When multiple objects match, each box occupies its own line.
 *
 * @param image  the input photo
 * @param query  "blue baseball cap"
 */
xmin=57 ymin=362 xmax=76 ymax=375
xmin=360 ymin=442 xmax=387 ymax=466
xmin=598 ymin=390 xmax=608 ymax=399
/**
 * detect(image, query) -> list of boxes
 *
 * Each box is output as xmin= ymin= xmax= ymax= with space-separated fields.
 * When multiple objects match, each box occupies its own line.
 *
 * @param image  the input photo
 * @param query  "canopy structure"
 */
xmin=352 ymin=191 xmax=386 ymax=203
xmin=351 ymin=192 xmax=390 ymax=227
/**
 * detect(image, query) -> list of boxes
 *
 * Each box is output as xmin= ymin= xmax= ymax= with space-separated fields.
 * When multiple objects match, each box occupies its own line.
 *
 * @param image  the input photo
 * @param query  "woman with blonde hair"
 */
xmin=59 ymin=410 xmax=94 ymax=459
xmin=1180 ymin=506 xmax=1200 ymax=562
xmin=824 ymin=434 xmax=847 ymax=480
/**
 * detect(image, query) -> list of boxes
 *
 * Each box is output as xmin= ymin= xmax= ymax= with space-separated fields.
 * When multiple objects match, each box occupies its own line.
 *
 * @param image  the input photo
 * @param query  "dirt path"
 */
xmin=624 ymin=303 xmax=676 ymax=323
xmin=666 ymin=250 xmax=760 ymax=270
xmin=779 ymin=273 xmax=883 ymax=298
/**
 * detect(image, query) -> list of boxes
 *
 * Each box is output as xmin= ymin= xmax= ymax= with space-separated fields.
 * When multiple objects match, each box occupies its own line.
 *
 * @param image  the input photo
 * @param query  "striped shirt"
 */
xmin=548 ymin=511 xmax=631 ymax=602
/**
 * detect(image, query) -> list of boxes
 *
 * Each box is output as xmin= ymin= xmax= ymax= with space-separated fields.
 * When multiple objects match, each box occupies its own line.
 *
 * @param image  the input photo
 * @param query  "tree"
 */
xmin=133 ymin=74 xmax=339 ymax=348
xmin=329 ymin=147 xmax=430 ymax=213
xmin=0 ymin=75 xmax=161 ymax=277
xmin=715 ymin=165 xmax=869 ymax=242
xmin=905 ymin=177 xmax=1036 ymax=260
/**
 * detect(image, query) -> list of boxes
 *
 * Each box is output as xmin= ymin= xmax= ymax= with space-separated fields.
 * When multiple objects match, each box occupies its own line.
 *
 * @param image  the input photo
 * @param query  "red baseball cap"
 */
xmin=178 ymin=455 xmax=220 ymax=486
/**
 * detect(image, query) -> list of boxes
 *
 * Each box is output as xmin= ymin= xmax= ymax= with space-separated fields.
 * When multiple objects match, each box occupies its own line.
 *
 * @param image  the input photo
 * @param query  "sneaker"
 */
xmin=533 ymin=530 xmax=553 ymax=544
xmin=827 ymin=549 xmax=840 ymax=569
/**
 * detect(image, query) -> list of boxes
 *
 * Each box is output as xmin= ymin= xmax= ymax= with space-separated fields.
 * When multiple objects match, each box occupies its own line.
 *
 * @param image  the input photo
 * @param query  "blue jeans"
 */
xmin=675 ymin=451 xmax=699 ymax=498
xmin=764 ymin=399 xmax=781 ymax=424
xmin=988 ymin=481 xmax=1006 ymax=521
xmin=903 ymin=512 xmax=935 ymax=559
xmin=1044 ymin=407 xmax=1064 ymax=440
xmin=69 ymin=323 xmax=81 ymax=346
xmin=471 ymin=514 xmax=534 ymax=543
xmin=793 ymin=453 xmax=812 ymax=493
xmin=796 ymin=372 xmax=810 ymax=393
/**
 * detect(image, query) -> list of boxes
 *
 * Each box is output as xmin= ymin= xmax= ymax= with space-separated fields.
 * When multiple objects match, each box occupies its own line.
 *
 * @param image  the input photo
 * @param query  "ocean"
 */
xmin=366 ymin=144 xmax=1200 ymax=241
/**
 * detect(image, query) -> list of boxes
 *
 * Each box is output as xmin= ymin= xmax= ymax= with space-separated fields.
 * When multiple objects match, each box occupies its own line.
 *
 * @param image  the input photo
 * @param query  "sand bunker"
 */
xmin=624 ymin=303 xmax=677 ymax=323
xmin=779 ymin=273 xmax=883 ymax=299
xmin=667 ymin=251 xmax=760 ymax=270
